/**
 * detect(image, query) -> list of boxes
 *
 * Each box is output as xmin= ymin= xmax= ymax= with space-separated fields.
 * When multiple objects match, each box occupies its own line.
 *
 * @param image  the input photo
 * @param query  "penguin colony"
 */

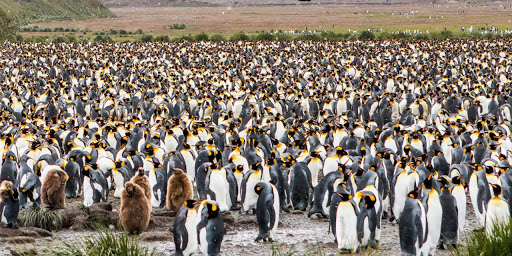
xmin=0 ymin=40 xmax=510 ymax=255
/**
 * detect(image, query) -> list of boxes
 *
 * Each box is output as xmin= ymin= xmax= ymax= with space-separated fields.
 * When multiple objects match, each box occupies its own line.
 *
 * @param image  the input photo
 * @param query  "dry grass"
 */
xmin=20 ymin=3 xmax=512 ymax=38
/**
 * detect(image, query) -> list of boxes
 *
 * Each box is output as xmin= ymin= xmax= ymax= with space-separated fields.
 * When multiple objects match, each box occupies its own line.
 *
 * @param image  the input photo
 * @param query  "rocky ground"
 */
xmin=0 ymin=191 xmax=480 ymax=256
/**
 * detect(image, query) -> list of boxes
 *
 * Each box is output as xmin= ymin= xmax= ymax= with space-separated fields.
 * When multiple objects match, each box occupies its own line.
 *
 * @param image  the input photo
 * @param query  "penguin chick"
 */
xmin=119 ymin=182 xmax=150 ymax=234
xmin=41 ymin=166 xmax=68 ymax=209
xmin=0 ymin=180 xmax=20 ymax=228
xmin=167 ymin=168 xmax=193 ymax=212
xmin=130 ymin=168 xmax=152 ymax=204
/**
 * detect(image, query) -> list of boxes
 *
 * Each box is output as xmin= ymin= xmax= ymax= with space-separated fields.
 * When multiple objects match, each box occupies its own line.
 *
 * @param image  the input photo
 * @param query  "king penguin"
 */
xmin=254 ymin=181 xmax=280 ymax=242
xmin=399 ymin=187 xmax=426 ymax=256
xmin=486 ymin=183 xmax=510 ymax=235
xmin=197 ymin=200 xmax=224 ymax=256
xmin=173 ymin=200 xmax=199 ymax=256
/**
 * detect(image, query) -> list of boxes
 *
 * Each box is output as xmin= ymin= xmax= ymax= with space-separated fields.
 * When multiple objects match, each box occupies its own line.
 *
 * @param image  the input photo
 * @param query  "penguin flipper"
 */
xmin=356 ymin=211 xmax=365 ymax=243
xmin=267 ymin=197 xmax=276 ymax=230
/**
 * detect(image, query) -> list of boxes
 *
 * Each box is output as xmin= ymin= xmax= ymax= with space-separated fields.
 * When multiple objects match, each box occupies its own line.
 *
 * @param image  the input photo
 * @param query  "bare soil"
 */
xmin=0 ymin=191 xmax=479 ymax=256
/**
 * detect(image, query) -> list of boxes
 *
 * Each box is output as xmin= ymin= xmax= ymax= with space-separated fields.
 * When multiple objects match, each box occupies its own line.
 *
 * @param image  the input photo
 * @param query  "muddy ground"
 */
xmin=0 ymin=191 xmax=480 ymax=256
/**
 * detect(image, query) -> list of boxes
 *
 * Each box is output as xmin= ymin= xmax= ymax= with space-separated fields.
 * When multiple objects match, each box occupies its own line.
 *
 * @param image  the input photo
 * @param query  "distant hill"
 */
xmin=0 ymin=0 xmax=113 ymax=25
xmin=103 ymin=0 xmax=499 ymax=7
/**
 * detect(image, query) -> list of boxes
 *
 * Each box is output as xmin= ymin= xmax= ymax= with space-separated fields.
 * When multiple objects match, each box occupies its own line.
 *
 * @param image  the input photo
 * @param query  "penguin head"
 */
xmin=336 ymin=188 xmax=352 ymax=201
xmin=484 ymin=165 xmax=494 ymax=175
xmin=490 ymin=183 xmax=502 ymax=197
xmin=452 ymin=175 xmax=465 ymax=187
xmin=355 ymin=167 xmax=364 ymax=177
xmin=234 ymin=165 xmax=244 ymax=174
xmin=363 ymin=193 xmax=377 ymax=209
xmin=83 ymin=166 xmax=92 ymax=178
xmin=423 ymin=171 xmax=435 ymax=189
xmin=184 ymin=199 xmax=198 ymax=208
xmin=437 ymin=175 xmax=451 ymax=188
xmin=407 ymin=187 xmax=421 ymax=199
xmin=254 ymin=183 xmax=264 ymax=195
xmin=335 ymin=146 xmax=346 ymax=157
xmin=360 ymin=146 xmax=366 ymax=156
xmin=205 ymin=201 xmax=219 ymax=219
xmin=250 ymin=162 xmax=262 ymax=171
xmin=266 ymin=158 xmax=276 ymax=166
xmin=337 ymin=163 xmax=346 ymax=174
xmin=137 ymin=168 xmax=145 ymax=177
xmin=369 ymin=163 xmax=379 ymax=172
xmin=0 ymin=181 xmax=18 ymax=201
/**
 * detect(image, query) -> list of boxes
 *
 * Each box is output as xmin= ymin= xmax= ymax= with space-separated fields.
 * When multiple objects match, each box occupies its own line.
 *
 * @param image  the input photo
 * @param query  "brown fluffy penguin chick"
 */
xmin=119 ymin=182 xmax=150 ymax=234
xmin=41 ymin=166 xmax=68 ymax=209
xmin=166 ymin=168 xmax=193 ymax=212
xmin=130 ymin=168 xmax=151 ymax=203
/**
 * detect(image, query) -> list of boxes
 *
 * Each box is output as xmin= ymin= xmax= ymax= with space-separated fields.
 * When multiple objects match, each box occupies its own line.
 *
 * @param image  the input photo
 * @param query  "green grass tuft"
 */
xmin=452 ymin=219 xmax=512 ymax=256
xmin=19 ymin=207 xmax=65 ymax=231
xmin=52 ymin=229 xmax=155 ymax=256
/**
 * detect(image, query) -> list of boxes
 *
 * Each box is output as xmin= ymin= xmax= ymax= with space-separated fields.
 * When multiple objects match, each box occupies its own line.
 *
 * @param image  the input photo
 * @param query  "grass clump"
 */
xmin=358 ymin=30 xmax=375 ymax=40
xmin=452 ymin=220 xmax=512 ymax=256
xmin=19 ymin=207 xmax=65 ymax=231
xmin=52 ymin=229 xmax=155 ymax=256
xmin=270 ymin=242 xmax=328 ymax=256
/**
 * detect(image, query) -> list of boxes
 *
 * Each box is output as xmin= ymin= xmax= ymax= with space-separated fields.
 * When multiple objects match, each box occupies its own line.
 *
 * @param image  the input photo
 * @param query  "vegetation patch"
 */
xmin=19 ymin=207 xmax=65 ymax=231
xmin=452 ymin=220 xmax=512 ymax=256
xmin=0 ymin=0 xmax=113 ymax=25
xmin=52 ymin=229 xmax=156 ymax=256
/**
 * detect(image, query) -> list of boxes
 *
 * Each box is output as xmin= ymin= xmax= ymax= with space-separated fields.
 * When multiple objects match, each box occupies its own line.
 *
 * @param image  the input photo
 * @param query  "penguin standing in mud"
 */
xmin=41 ymin=166 xmax=68 ymax=209
xmin=469 ymin=164 xmax=491 ymax=226
xmin=357 ymin=190 xmax=380 ymax=249
xmin=167 ymin=168 xmax=193 ymax=212
xmin=420 ymin=172 xmax=442 ymax=256
xmin=119 ymin=182 xmax=150 ymax=234
xmin=254 ymin=181 xmax=280 ymax=242
xmin=399 ymin=188 xmax=426 ymax=256
xmin=451 ymin=175 xmax=466 ymax=239
xmin=173 ymin=200 xmax=199 ymax=256
xmin=308 ymin=169 xmax=343 ymax=217
xmin=287 ymin=160 xmax=311 ymax=211
xmin=197 ymin=200 xmax=224 ymax=256
xmin=0 ymin=180 xmax=19 ymax=228
xmin=335 ymin=185 xmax=359 ymax=252
xmin=438 ymin=176 xmax=458 ymax=249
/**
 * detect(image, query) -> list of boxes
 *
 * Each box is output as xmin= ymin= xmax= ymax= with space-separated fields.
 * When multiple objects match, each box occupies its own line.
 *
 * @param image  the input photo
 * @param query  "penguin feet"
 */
xmin=6 ymin=223 xmax=18 ymax=229
xmin=382 ymin=211 xmax=389 ymax=219
xmin=231 ymin=205 xmax=241 ymax=211
xmin=255 ymin=234 xmax=271 ymax=242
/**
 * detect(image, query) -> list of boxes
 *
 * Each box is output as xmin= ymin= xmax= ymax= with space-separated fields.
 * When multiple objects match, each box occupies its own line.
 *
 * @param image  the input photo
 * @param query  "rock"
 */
xmin=151 ymin=210 xmax=176 ymax=217
xmin=223 ymin=214 xmax=235 ymax=224
xmin=147 ymin=216 xmax=172 ymax=231
xmin=0 ymin=227 xmax=52 ymax=238
xmin=139 ymin=231 xmax=172 ymax=242
xmin=239 ymin=218 xmax=257 ymax=225
xmin=0 ymin=236 xmax=35 ymax=244
xmin=91 ymin=202 xmax=113 ymax=212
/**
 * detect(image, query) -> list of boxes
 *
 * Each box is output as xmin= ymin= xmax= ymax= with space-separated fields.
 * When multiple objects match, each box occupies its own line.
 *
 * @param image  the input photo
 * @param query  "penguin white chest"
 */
xmin=336 ymin=201 xmax=358 ymax=251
